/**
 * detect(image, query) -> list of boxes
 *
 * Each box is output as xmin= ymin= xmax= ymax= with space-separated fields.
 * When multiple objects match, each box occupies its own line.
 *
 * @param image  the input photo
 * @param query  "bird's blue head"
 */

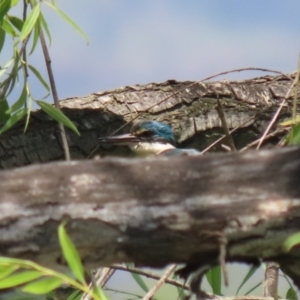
xmin=99 ymin=121 xmax=176 ymax=155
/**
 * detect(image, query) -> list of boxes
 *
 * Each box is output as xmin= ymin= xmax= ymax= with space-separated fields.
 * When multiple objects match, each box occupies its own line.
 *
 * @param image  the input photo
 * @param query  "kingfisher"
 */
xmin=99 ymin=120 xmax=201 ymax=156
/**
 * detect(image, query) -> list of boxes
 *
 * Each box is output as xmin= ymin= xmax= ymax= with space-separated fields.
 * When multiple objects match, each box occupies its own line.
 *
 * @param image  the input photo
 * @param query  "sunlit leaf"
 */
xmin=286 ymin=287 xmax=298 ymax=300
xmin=58 ymin=223 xmax=85 ymax=284
xmin=29 ymin=17 xmax=40 ymax=54
xmin=0 ymin=265 xmax=18 ymax=280
xmin=93 ymin=285 xmax=109 ymax=300
xmin=36 ymin=100 xmax=80 ymax=135
xmin=286 ymin=123 xmax=300 ymax=145
xmin=10 ymin=0 xmax=19 ymax=7
xmin=6 ymin=83 xmax=27 ymax=114
xmin=1 ymin=17 xmax=17 ymax=36
xmin=0 ymin=0 xmax=11 ymax=21
xmin=280 ymin=117 xmax=300 ymax=127
xmin=0 ymin=107 xmax=27 ymax=135
xmin=244 ymin=281 xmax=262 ymax=296
xmin=28 ymin=64 xmax=49 ymax=92
xmin=0 ymin=97 xmax=10 ymax=121
xmin=0 ymin=58 xmax=14 ymax=77
xmin=7 ymin=15 xmax=23 ymax=31
xmin=283 ymin=232 xmax=300 ymax=252
xmin=236 ymin=264 xmax=259 ymax=295
xmin=22 ymin=276 xmax=63 ymax=294
xmin=19 ymin=3 xmax=40 ymax=42
xmin=66 ymin=290 xmax=82 ymax=300
xmin=130 ymin=270 xmax=149 ymax=293
xmin=39 ymin=12 xmax=51 ymax=45
xmin=45 ymin=2 xmax=88 ymax=44
xmin=0 ymin=270 xmax=42 ymax=289
xmin=206 ymin=266 xmax=222 ymax=295
xmin=0 ymin=28 xmax=5 ymax=52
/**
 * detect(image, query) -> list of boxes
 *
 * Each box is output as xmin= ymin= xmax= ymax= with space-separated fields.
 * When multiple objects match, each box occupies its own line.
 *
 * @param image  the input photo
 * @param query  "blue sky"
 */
xmin=2 ymin=0 xmax=300 ymax=102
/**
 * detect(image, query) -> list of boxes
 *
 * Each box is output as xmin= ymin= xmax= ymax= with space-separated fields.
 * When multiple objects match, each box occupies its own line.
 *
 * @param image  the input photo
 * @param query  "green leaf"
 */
xmin=6 ymin=83 xmax=27 ymax=114
xmin=28 ymin=64 xmax=50 ymax=92
xmin=39 ymin=12 xmax=51 ymax=45
xmin=58 ymin=223 xmax=85 ymax=284
xmin=45 ymin=2 xmax=88 ymax=44
xmin=286 ymin=123 xmax=300 ymax=145
xmin=66 ymin=290 xmax=82 ymax=300
xmin=1 ymin=17 xmax=17 ymax=36
xmin=36 ymin=100 xmax=80 ymax=135
xmin=10 ymin=0 xmax=19 ymax=7
xmin=0 ymin=97 xmax=10 ymax=121
xmin=283 ymin=232 xmax=300 ymax=252
xmin=0 ymin=0 xmax=11 ymax=21
xmin=286 ymin=287 xmax=298 ymax=300
xmin=129 ymin=267 xmax=148 ymax=293
xmin=0 ymin=265 xmax=18 ymax=280
xmin=22 ymin=276 xmax=63 ymax=294
xmin=0 ymin=270 xmax=42 ymax=289
xmin=206 ymin=266 xmax=222 ymax=295
xmin=0 ymin=57 xmax=14 ymax=78
xmin=24 ymin=95 xmax=32 ymax=132
xmin=93 ymin=285 xmax=109 ymax=300
xmin=0 ymin=27 xmax=5 ymax=52
xmin=244 ymin=281 xmax=262 ymax=296
xmin=236 ymin=264 xmax=259 ymax=295
xmin=0 ymin=107 xmax=27 ymax=135
xmin=29 ymin=16 xmax=40 ymax=54
xmin=7 ymin=15 xmax=24 ymax=31
xmin=19 ymin=3 xmax=40 ymax=42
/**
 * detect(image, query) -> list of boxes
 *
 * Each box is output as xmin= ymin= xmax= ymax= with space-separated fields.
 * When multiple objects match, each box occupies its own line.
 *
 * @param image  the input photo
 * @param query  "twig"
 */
xmin=39 ymin=29 xmax=71 ymax=160
xmin=112 ymin=264 xmax=190 ymax=291
xmin=216 ymin=97 xmax=236 ymax=151
xmin=263 ymin=262 xmax=279 ymax=299
xmin=110 ymin=68 xmax=293 ymax=136
xmin=142 ymin=264 xmax=177 ymax=300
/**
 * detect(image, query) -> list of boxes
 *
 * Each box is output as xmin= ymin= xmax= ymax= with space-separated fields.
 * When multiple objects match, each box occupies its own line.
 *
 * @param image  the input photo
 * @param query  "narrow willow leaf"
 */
xmin=1 ymin=17 xmax=17 ymax=36
xmin=19 ymin=3 xmax=40 ymax=42
xmin=28 ymin=64 xmax=49 ymax=92
xmin=0 ymin=97 xmax=10 ymax=121
xmin=130 ymin=271 xmax=149 ymax=292
xmin=24 ymin=95 xmax=32 ymax=132
xmin=0 ymin=107 xmax=27 ymax=135
xmin=236 ymin=264 xmax=259 ymax=295
xmin=58 ymin=223 xmax=85 ymax=284
xmin=7 ymin=15 xmax=24 ymax=31
xmin=0 ymin=28 xmax=5 ymax=52
xmin=280 ymin=117 xmax=300 ymax=127
xmin=10 ymin=0 xmax=19 ymax=7
xmin=206 ymin=266 xmax=222 ymax=295
xmin=286 ymin=287 xmax=298 ymax=300
xmin=244 ymin=281 xmax=262 ymax=296
xmin=39 ymin=12 xmax=51 ymax=44
xmin=6 ymin=83 xmax=27 ymax=114
xmin=66 ymin=290 xmax=82 ymax=300
xmin=0 ymin=270 xmax=42 ymax=289
xmin=36 ymin=100 xmax=80 ymax=135
xmin=0 ymin=58 xmax=14 ymax=77
xmin=0 ymin=0 xmax=11 ymax=21
xmin=286 ymin=123 xmax=300 ymax=145
xmin=45 ymin=2 xmax=88 ymax=44
xmin=29 ymin=16 xmax=40 ymax=54
xmin=283 ymin=232 xmax=300 ymax=252
xmin=93 ymin=285 xmax=109 ymax=300
xmin=0 ymin=265 xmax=18 ymax=280
xmin=22 ymin=276 xmax=63 ymax=294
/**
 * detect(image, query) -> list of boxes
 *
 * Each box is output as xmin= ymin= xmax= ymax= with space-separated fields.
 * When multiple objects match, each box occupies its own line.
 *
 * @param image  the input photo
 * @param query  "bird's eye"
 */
xmin=137 ymin=130 xmax=153 ymax=138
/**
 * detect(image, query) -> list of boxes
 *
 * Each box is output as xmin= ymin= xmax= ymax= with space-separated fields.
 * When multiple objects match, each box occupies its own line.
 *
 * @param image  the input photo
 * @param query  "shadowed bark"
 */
xmin=1 ymin=146 xmax=300 ymax=288
xmin=0 ymin=74 xmax=297 ymax=168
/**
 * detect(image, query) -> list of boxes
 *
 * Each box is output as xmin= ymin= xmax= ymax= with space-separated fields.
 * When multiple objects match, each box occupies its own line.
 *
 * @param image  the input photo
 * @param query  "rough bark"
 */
xmin=1 ymin=146 xmax=300 ymax=288
xmin=0 ymin=74 xmax=297 ymax=168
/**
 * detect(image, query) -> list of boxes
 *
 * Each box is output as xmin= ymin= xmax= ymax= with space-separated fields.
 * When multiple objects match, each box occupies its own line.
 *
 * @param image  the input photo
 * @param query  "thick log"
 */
xmin=0 ymin=74 xmax=298 ymax=168
xmin=1 ymin=146 xmax=300 ymax=287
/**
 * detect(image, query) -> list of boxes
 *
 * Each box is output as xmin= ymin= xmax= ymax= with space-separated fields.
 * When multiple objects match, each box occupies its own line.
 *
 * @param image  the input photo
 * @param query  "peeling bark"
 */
xmin=1 ymin=146 xmax=300 ymax=288
xmin=0 ymin=74 xmax=298 ymax=168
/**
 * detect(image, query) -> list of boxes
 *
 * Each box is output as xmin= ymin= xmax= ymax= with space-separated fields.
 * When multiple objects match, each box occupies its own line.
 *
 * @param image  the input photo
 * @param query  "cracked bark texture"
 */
xmin=1 ymin=147 xmax=300 ymax=288
xmin=0 ymin=74 xmax=298 ymax=168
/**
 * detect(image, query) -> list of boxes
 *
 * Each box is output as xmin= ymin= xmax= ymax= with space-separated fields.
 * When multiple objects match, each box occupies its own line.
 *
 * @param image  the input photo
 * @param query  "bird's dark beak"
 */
xmin=99 ymin=133 xmax=141 ymax=145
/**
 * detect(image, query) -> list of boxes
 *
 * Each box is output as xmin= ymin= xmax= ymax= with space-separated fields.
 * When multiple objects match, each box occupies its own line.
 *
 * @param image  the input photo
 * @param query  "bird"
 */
xmin=99 ymin=120 xmax=201 ymax=156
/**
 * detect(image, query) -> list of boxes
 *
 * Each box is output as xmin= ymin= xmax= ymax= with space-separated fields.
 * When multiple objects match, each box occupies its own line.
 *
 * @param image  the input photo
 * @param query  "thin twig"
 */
xmin=216 ymin=97 xmax=236 ymax=151
xmin=142 ymin=264 xmax=177 ymax=300
xmin=39 ymin=29 xmax=71 ymax=160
